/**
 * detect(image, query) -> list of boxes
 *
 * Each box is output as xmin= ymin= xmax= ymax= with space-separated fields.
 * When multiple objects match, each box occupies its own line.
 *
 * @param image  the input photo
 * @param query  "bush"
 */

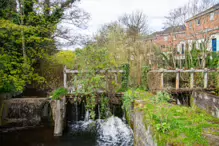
xmin=152 ymin=91 xmax=171 ymax=103
xmin=51 ymin=88 xmax=68 ymax=100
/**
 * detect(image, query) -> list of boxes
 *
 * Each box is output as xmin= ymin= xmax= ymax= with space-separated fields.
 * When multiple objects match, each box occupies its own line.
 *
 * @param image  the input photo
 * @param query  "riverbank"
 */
xmin=123 ymin=89 xmax=219 ymax=145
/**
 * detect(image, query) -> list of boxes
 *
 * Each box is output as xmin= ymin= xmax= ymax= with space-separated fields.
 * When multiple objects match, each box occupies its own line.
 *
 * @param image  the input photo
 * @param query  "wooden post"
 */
xmin=160 ymin=68 xmax=164 ymax=90
xmin=176 ymin=68 xmax=180 ymax=90
xmin=190 ymin=68 xmax=194 ymax=89
xmin=115 ymin=72 xmax=118 ymax=84
xmin=204 ymin=68 xmax=208 ymax=89
xmin=64 ymin=66 xmax=67 ymax=88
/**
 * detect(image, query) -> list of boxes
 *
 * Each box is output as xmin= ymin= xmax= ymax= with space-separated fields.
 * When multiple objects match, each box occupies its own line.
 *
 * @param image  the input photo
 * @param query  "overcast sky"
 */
xmin=77 ymin=0 xmax=190 ymax=35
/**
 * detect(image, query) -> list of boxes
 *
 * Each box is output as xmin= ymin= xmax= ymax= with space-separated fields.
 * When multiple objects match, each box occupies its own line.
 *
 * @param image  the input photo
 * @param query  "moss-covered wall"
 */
xmin=192 ymin=91 xmax=219 ymax=118
xmin=123 ymin=90 xmax=219 ymax=146
xmin=133 ymin=108 xmax=157 ymax=146
xmin=1 ymin=98 xmax=50 ymax=126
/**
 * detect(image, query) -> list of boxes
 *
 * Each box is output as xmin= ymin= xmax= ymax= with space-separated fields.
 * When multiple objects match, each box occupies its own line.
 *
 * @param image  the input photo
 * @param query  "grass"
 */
xmin=123 ymin=89 xmax=219 ymax=146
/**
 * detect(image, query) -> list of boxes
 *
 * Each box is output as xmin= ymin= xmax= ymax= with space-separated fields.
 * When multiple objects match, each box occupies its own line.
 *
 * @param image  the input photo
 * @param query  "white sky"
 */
xmin=77 ymin=0 xmax=190 ymax=35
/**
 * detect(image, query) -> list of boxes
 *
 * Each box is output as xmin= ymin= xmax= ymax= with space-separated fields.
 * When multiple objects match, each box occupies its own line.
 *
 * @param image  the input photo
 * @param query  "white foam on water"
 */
xmin=96 ymin=116 xmax=133 ymax=146
xmin=68 ymin=116 xmax=133 ymax=146
xmin=84 ymin=111 xmax=90 ymax=122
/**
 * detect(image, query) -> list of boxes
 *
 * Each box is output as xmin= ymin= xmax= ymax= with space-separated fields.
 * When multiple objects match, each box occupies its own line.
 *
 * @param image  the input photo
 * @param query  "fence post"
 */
xmin=64 ymin=66 xmax=67 ymax=88
xmin=176 ymin=68 xmax=180 ymax=90
xmin=190 ymin=68 xmax=194 ymax=89
xmin=160 ymin=68 xmax=164 ymax=90
xmin=204 ymin=68 xmax=208 ymax=89
xmin=115 ymin=72 xmax=118 ymax=84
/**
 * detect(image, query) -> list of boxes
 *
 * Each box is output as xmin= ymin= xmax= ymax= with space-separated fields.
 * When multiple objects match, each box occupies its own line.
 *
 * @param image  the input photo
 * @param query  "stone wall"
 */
xmin=1 ymin=98 xmax=50 ymax=126
xmin=133 ymin=109 xmax=157 ymax=146
xmin=192 ymin=91 xmax=219 ymax=118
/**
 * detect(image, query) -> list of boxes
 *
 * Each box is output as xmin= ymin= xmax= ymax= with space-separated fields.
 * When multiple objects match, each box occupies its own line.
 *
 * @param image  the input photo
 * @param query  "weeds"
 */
xmin=51 ymin=87 xmax=68 ymax=100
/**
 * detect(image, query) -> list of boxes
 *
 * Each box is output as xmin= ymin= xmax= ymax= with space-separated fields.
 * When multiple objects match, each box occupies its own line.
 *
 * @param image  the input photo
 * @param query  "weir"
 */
xmin=1 ymin=98 xmax=51 ymax=128
xmin=50 ymin=67 xmax=126 ymax=136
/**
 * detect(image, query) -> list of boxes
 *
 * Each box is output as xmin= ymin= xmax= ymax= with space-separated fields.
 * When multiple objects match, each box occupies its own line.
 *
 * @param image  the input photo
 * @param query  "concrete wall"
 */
xmin=192 ymin=91 xmax=219 ymax=118
xmin=1 ymin=98 xmax=50 ymax=126
xmin=133 ymin=109 xmax=157 ymax=146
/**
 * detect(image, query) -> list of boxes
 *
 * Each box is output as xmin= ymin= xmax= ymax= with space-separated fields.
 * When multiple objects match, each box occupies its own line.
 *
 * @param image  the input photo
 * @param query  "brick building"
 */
xmin=151 ymin=3 xmax=219 ymax=55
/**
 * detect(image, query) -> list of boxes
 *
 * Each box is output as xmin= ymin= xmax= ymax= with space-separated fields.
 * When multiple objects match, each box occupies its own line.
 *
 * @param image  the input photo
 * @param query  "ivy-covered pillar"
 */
xmin=121 ymin=64 xmax=130 ymax=91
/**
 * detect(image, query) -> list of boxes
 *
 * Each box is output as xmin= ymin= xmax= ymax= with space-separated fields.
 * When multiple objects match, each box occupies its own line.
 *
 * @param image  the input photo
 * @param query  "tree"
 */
xmin=119 ymin=10 xmax=149 ymax=38
xmin=0 ymin=0 xmax=85 ymax=94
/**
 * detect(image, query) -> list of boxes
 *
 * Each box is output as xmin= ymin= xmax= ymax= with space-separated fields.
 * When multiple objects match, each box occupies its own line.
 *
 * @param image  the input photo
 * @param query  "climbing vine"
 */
xmin=141 ymin=66 xmax=151 ymax=90
xmin=121 ymin=64 xmax=130 ymax=91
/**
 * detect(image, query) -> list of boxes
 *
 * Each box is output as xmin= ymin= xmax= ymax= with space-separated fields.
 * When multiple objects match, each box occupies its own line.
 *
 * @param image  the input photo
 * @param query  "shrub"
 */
xmin=51 ymin=88 xmax=68 ymax=100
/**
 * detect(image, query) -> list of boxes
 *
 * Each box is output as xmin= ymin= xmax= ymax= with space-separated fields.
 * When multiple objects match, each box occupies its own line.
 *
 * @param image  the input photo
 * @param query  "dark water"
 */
xmin=0 ymin=126 xmax=96 ymax=146
xmin=0 ymin=116 xmax=133 ymax=146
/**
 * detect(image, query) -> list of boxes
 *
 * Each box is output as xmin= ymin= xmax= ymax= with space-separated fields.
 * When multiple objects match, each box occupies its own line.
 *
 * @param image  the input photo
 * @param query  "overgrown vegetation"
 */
xmin=51 ymin=88 xmax=68 ymax=100
xmin=126 ymin=90 xmax=219 ymax=145
xmin=0 ymin=0 xmax=87 ymax=95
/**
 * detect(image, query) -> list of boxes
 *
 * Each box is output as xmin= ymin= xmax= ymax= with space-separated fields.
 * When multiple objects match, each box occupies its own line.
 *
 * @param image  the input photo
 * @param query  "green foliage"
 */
xmin=53 ymin=51 xmax=76 ymax=69
xmin=0 ymin=53 xmax=44 ymax=93
xmin=0 ymin=0 xmax=78 ymax=93
xmin=122 ymin=89 xmax=153 ymax=123
xmin=141 ymin=66 xmax=151 ymax=90
xmin=72 ymin=72 xmax=105 ymax=119
xmin=132 ymin=90 xmax=219 ymax=145
xmin=121 ymin=64 xmax=130 ymax=91
xmin=76 ymin=45 xmax=117 ymax=70
xmin=206 ymin=52 xmax=219 ymax=69
xmin=152 ymin=91 xmax=171 ymax=103
xmin=155 ymin=122 xmax=171 ymax=133
xmin=51 ymin=88 xmax=68 ymax=100
xmin=122 ymin=90 xmax=135 ymax=111
xmin=70 ymin=45 xmax=121 ymax=119
xmin=100 ymin=96 xmax=110 ymax=119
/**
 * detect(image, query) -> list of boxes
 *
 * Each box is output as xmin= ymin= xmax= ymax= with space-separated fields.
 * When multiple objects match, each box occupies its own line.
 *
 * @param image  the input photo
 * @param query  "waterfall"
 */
xmin=81 ymin=102 xmax=84 ymax=120
xmin=122 ymin=112 xmax=126 ymax=122
xmin=84 ymin=110 xmax=90 ymax=121
xmin=96 ymin=116 xmax=133 ymax=146
xmin=75 ymin=101 xmax=78 ymax=121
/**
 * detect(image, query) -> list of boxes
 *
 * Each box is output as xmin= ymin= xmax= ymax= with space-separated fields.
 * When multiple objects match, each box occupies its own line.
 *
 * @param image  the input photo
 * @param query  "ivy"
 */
xmin=121 ymin=64 xmax=130 ymax=91
xmin=141 ymin=66 xmax=151 ymax=90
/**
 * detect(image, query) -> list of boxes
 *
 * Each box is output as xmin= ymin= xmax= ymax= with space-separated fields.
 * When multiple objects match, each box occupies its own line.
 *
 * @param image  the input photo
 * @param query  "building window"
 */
xmin=197 ymin=19 xmax=201 ymax=25
xmin=210 ymin=12 xmax=214 ymax=21
xmin=181 ymin=44 xmax=185 ymax=54
xmin=164 ymin=36 xmax=168 ymax=41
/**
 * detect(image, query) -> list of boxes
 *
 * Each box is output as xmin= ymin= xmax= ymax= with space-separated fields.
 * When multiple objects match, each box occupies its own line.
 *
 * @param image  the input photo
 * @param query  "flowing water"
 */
xmin=1 ymin=116 xmax=133 ymax=146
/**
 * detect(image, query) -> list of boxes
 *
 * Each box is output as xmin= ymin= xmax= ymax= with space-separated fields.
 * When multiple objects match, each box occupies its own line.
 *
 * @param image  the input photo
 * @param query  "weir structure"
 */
xmin=53 ymin=66 xmax=125 ymax=136
xmin=148 ymin=68 xmax=219 ymax=115
xmin=149 ymin=68 xmax=219 ymax=91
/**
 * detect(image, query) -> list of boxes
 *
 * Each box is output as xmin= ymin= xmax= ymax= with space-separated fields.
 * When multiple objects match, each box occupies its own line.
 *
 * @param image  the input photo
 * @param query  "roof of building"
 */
xmin=186 ymin=3 xmax=219 ymax=22
xmin=151 ymin=25 xmax=186 ymax=36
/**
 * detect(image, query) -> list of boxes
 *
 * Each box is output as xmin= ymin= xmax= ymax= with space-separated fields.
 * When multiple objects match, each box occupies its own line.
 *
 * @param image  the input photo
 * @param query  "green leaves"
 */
xmin=51 ymin=88 xmax=68 ymax=100
xmin=53 ymin=51 xmax=76 ymax=69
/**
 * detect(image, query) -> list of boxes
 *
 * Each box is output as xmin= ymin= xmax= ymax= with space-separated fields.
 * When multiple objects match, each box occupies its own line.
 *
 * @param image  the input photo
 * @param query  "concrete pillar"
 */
xmin=54 ymin=97 xmax=66 ymax=136
xmin=64 ymin=66 xmax=67 ymax=88
xmin=204 ymin=68 xmax=208 ymax=89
